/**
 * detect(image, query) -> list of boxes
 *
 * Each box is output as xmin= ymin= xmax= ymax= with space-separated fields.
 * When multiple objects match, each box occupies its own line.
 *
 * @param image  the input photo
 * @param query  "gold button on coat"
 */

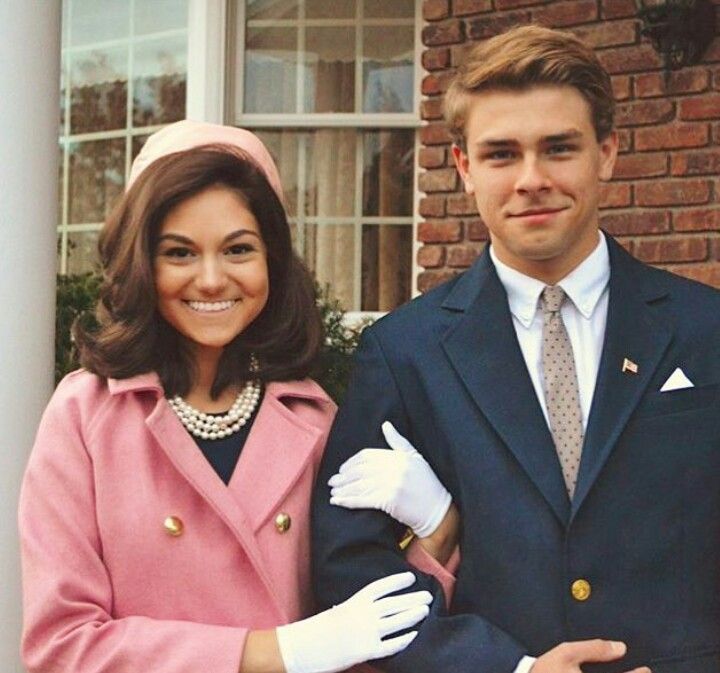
xmin=275 ymin=512 xmax=291 ymax=533
xmin=571 ymin=578 xmax=591 ymax=601
xmin=163 ymin=516 xmax=184 ymax=537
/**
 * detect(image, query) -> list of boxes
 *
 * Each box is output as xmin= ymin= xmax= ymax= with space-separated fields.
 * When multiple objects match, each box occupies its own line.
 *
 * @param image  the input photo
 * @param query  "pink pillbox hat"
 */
xmin=127 ymin=119 xmax=284 ymax=200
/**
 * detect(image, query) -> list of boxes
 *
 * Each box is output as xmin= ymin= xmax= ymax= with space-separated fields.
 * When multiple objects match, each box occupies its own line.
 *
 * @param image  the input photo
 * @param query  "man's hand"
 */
xmin=531 ymin=640 xmax=651 ymax=673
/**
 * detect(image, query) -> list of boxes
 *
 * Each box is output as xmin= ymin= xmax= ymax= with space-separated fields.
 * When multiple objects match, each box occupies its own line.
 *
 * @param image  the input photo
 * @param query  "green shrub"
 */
xmin=55 ymin=274 xmax=369 ymax=402
xmin=313 ymin=285 xmax=371 ymax=404
xmin=55 ymin=273 xmax=101 ymax=385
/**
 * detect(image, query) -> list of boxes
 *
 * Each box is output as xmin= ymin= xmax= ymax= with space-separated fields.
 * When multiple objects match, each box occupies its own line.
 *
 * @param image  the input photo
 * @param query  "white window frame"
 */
xmin=187 ymin=0 xmax=228 ymax=123
xmin=198 ymin=0 xmax=423 ymax=316
xmin=231 ymin=0 xmax=422 ymax=129
xmin=59 ymin=0 xmax=189 ymax=274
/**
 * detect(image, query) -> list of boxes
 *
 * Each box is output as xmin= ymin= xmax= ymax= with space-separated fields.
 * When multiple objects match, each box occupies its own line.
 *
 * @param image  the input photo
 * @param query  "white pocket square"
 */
xmin=660 ymin=367 xmax=695 ymax=392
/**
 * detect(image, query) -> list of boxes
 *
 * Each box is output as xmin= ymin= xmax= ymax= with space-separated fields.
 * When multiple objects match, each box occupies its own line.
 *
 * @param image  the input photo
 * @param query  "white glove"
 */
xmin=328 ymin=421 xmax=452 ymax=538
xmin=276 ymin=571 xmax=431 ymax=673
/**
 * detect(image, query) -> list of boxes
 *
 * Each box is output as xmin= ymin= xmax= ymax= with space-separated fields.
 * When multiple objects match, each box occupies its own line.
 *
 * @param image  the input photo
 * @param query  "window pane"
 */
xmin=238 ymin=129 xmax=414 ymax=312
xmin=253 ymin=130 xmax=300 ymax=217
xmin=306 ymin=130 xmax=356 ymax=217
xmin=363 ymin=129 xmax=413 ymax=216
xmin=69 ymin=47 xmax=128 ymax=134
xmin=68 ymin=138 xmax=125 ymax=224
xmin=305 ymin=0 xmax=354 ymax=19
xmin=132 ymin=35 xmax=187 ymax=127
xmin=67 ymin=230 xmax=101 ymax=274
xmin=245 ymin=27 xmax=298 ymax=113
xmin=363 ymin=25 xmax=413 ymax=113
xmin=304 ymin=27 xmax=355 ymax=113
xmin=362 ymin=224 xmax=412 ymax=311
xmin=247 ymin=0 xmax=298 ymax=20
xmin=305 ymin=224 xmax=355 ymax=310
xmin=70 ymin=0 xmax=129 ymax=47
xmin=134 ymin=0 xmax=188 ymax=35
xmin=364 ymin=0 xmax=415 ymax=18
xmin=131 ymin=133 xmax=152 ymax=161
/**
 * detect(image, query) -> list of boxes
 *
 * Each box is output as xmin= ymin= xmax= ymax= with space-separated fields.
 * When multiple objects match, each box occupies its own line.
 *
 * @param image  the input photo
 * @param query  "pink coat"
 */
xmin=19 ymin=370 xmax=454 ymax=673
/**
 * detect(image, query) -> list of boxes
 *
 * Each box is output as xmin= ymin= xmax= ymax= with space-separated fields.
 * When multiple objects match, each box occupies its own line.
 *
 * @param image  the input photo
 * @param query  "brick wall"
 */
xmin=418 ymin=0 xmax=720 ymax=292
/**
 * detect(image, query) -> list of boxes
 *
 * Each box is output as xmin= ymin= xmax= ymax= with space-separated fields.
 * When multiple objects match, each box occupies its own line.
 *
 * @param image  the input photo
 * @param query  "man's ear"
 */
xmin=598 ymin=130 xmax=619 ymax=182
xmin=451 ymin=144 xmax=474 ymax=194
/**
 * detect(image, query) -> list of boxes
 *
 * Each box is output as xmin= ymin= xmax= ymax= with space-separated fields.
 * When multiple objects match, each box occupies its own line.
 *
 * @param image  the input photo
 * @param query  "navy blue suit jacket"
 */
xmin=312 ymin=236 xmax=720 ymax=673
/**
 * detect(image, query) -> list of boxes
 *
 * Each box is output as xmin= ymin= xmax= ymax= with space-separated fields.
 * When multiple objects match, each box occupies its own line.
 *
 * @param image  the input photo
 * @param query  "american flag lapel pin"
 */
xmin=622 ymin=358 xmax=639 ymax=375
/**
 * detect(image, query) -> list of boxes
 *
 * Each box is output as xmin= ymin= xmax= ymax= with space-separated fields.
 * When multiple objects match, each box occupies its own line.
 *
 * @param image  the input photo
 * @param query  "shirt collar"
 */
xmin=490 ymin=231 xmax=610 ymax=328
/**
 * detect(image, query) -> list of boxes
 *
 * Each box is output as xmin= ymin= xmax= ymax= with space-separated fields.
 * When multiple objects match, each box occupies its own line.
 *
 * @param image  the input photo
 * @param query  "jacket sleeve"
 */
xmin=18 ymin=389 xmax=246 ymax=673
xmin=311 ymin=329 xmax=527 ymax=673
xmin=404 ymin=540 xmax=459 ymax=609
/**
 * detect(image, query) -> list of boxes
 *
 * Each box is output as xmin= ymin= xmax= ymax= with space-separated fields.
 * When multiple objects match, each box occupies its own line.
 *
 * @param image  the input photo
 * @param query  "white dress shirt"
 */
xmin=489 ymin=233 xmax=611 ymax=673
xmin=490 ymin=233 xmax=610 ymax=431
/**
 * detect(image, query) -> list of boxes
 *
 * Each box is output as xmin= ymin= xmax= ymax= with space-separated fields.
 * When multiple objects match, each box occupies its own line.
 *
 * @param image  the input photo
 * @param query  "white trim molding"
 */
xmin=187 ymin=0 xmax=228 ymax=123
xmin=0 ymin=2 xmax=61 ymax=671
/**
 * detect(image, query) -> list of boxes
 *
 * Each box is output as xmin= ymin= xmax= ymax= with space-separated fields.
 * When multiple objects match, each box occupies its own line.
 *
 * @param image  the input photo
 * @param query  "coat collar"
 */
xmin=107 ymin=371 xmax=164 ymax=395
xmin=440 ymin=235 xmax=673 ymax=525
xmin=107 ymin=371 xmax=331 ymax=405
xmin=110 ymin=373 xmax=332 ymax=620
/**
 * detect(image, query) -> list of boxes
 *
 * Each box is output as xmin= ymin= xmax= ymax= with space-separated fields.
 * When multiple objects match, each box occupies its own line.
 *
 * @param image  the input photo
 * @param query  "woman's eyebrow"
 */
xmin=222 ymin=229 xmax=262 ymax=244
xmin=156 ymin=229 xmax=261 ymax=244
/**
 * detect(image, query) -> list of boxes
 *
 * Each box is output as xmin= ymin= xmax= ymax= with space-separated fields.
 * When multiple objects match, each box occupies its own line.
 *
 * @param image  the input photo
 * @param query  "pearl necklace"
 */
xmin=168 ymin=378 xmax=262 ymax=440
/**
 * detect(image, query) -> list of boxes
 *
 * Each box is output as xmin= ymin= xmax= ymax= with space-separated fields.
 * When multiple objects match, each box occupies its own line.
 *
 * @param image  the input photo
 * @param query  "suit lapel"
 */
xmin=571 ymin=239 xmax=673 ymax=516
xmin=228 ymin=381 xmax=322 ymax=532
xmin=441 ymin=253 xmax=571 ymax=525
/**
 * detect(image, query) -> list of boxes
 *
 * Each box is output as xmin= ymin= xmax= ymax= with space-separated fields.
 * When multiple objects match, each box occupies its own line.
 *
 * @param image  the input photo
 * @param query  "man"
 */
xmin=312 ymin=25 xmax=720 ymax=673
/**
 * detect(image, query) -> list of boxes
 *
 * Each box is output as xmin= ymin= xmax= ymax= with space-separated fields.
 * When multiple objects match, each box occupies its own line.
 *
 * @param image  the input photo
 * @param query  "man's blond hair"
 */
xmin=445 ymin=25 xmax=615 ymax=150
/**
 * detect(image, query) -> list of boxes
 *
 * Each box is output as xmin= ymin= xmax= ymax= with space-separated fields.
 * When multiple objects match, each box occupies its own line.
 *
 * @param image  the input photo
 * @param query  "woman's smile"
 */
xmin=184 ymin=299 xmax=239 ymax=313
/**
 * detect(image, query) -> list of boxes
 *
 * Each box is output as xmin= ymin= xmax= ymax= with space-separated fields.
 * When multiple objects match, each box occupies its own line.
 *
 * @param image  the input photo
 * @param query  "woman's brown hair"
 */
xmin=445 ymin=25 xmax=615 ymax=150
xmin=75 ymin=144 xmax=323 ymax=397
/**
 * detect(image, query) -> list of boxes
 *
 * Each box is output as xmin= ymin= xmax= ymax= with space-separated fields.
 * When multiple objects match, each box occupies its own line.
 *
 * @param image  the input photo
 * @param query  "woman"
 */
xmin=19 ymin=121 xmax=456 ymax=673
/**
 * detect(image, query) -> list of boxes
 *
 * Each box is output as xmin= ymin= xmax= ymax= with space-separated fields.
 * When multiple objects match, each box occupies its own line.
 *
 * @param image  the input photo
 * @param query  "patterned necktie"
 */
xmin=541 ymin=285 xmax=584 ymax=499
